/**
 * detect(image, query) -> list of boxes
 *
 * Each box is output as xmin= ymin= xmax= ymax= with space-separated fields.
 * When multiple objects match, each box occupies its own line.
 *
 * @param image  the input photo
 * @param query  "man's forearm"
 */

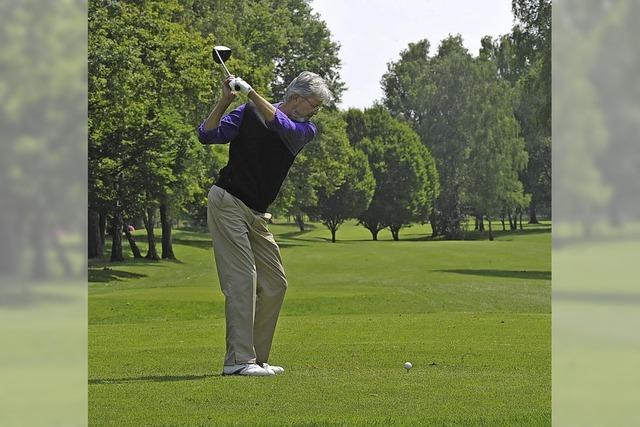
xmin=248 ymin=90 xmax=276 ymax=123
xmin=203 ymin=96 xmax=234 ymax=131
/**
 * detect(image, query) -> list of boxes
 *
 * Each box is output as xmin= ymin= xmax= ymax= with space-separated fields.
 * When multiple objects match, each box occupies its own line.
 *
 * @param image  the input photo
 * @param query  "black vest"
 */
xmin=215 ymin=103 xmax=297 ymax=212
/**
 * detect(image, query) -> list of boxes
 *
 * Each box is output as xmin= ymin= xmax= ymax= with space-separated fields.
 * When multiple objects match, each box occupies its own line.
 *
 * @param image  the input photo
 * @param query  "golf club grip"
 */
xmin=232 ymin=82 xmax=240 ymax=91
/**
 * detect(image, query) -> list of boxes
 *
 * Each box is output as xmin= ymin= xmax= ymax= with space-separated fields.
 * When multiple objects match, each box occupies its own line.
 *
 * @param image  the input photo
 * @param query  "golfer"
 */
xmin=198 ymin=72 xmax=331 ymax=376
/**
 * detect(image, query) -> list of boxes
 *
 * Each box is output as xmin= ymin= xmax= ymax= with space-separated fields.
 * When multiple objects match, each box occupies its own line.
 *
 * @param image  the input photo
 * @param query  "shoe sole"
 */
xmin=222 ymin=373 xmax=273 ymax=376
xmin=222 ymin=368 xmax=274 ymax=377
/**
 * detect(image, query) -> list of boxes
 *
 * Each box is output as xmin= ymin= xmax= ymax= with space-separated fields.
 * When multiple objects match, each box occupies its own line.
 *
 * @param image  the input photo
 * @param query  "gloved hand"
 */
xmin=229 ymin=77 xmax=253 ymax=95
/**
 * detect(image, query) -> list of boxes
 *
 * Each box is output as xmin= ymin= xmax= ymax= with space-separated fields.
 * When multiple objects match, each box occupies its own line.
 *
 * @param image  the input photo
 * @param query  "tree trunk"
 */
xmin=326 ymin=220 xmax=342 ymax=242
xmin=160 ymin=203 xmax=176 ymax=259
xmin=478 ymin=215 xmax=485 ymax=231
xmin=98 ymin=210 xmax=107 ymax=259
xmin=429 ymin=210 xmax=438 ymax=237
xmin=390 ymin=225 xmax=400 ymax=241
xmin=362 ymin=220 xmax=382 ymax=241
xmin=488 ymin=216 xmax=494 ymax=241
xmin=528 ymin=203 xmax=539 ymax=224
xmin=295 ymin=214 xmax=305 ymax=232
xmin=144 ymin=207 xmax=160 ymax=260
xmin=88 ymin=209 xmax=101 ymax=259
xmin=500 ymin=215 xmax=506 ymax=231
xmin=123 ymin=220 xmax=143 ymax=259
xmin=519 ymin=211 xmax=524 ymax=230
xmin=99 ymin=210 xmax=107 ymax=240
xmin=508 ymin=213 xmax=516 ymax=230
xmin=110 ymin=213 xmax=124 ymax=262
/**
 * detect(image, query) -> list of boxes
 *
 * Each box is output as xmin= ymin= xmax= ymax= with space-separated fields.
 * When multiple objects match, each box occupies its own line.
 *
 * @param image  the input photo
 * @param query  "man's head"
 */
xmin=281 ymin=71 xmax=332 ymax=122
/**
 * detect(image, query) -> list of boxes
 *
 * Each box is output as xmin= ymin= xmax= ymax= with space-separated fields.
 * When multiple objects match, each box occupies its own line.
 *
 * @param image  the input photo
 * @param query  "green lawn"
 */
xmin=89 ymin=220 xmax=551 ymax=426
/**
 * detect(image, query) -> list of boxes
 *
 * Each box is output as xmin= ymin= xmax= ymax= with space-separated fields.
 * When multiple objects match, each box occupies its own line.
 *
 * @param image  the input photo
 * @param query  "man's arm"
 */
xmin=198 ymin=76 xmax=243 ymax=144
xmin=265 ymin=108 xmax=317 ymax=155
xmin=203 ymin=76 xmax=236 ymax=130
xmin=247 ymin=90 xmax=276 ymax=123
xmin=202 ymin=97 xmax=233 ymax=132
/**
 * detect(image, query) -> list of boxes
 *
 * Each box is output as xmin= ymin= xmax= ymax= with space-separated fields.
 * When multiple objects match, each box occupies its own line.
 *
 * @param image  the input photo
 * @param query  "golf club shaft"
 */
xmin=213 ymin=49 xmax=232 ymax=77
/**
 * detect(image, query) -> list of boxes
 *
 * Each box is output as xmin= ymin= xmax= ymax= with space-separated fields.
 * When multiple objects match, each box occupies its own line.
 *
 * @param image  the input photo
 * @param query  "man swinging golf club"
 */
xmin=198 ymin=67 xmax=331 ymax=376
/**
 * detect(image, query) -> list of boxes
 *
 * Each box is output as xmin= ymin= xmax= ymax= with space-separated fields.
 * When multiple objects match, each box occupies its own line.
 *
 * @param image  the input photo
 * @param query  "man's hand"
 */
xmin=202 ymin=76 xmax=237 ymax=132
xmin=229 ymin=77 xmax=253 ymax=96
xmin=222 ymin=76 xmax=237 ymax=101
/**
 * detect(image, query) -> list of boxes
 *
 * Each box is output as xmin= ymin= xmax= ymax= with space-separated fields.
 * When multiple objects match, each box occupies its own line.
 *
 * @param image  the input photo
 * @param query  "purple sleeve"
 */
xmin=197 ymin=104 xmax=246 ymax=144
xmin=266 ymin=107 xmax=317 ymax=155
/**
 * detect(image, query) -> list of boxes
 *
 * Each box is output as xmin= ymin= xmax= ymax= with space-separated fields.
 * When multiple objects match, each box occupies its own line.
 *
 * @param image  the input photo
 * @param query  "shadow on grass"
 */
xmin=88 ymin=268 xmax=148 ymax=283
xmin=174 ymin=224 xmax=319 ymax=248
xmin=437 ymin=269 xmax=551 ymax=281
xmin=395 ymin=226 xmax=551 ymax=242
xmin=174 ymin=226 xmax=208 ymax=234
xmin=172 ymin=238 xmax=212 ymax=250
xmin=277 ymin=242 xmax=307 ymax=249
xmin=465 ymin=226 xmax=552 ymax=241
xmin=89 ymin=256 xmax=185 ymax=269
xmin=274 ymin=226 xmax=326 ymax=247
xmin=278 ymin=225 xmax=319 ymax=241
xmin=89 ymin=373 xmax=220 ymax=385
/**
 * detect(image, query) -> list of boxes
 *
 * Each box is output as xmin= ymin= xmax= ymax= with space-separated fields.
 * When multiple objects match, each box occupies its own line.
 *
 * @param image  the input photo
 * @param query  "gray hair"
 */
xmin=283 ymin=71 xmax=332 ymax=105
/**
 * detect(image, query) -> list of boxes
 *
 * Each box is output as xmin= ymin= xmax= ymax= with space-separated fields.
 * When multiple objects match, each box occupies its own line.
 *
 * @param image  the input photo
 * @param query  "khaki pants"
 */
xmin=207 ymin=185 xmax=287 ymax=366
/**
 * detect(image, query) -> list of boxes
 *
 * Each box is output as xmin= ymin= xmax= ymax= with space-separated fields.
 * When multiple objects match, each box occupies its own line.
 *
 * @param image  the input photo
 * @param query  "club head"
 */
xmin=212 ymin=45 xmax=232 ymax=64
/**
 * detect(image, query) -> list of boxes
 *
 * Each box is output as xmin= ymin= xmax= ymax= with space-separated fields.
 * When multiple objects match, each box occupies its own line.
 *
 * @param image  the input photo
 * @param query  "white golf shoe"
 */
xmin=262 ymin=363 xmax=285 ymax=375
xmin=222 ymin=363 xmax=274 ymax=376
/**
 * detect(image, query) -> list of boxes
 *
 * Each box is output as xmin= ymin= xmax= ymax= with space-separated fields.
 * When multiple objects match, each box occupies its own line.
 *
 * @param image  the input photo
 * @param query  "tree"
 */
xmin=89 ymin=0 xmax=210 ymax=261
xmin=382 ymin=36 xmax=474 ymax=239
xmin=351 ymin=137 xmax=386 ymax=240
xmin=344 ymin=106 xmax=439 ymax=241
xmin=492 ymin=0 xmax=552 ymax=223
xmin=307 ymin=149 xmax=375 ymax=243
xmin=464 ymin=49 xmax=530 ymax=240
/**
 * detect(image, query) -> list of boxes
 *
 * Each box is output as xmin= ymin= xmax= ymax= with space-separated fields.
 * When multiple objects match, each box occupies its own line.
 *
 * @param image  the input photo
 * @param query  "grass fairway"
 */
xmin=89 ymin=221 xmax=551 ymax=426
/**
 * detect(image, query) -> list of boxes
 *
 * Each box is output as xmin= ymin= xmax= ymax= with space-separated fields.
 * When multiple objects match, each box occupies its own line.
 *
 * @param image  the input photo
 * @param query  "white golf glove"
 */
xmin=229 ymin=77 xmax=252 ymax=95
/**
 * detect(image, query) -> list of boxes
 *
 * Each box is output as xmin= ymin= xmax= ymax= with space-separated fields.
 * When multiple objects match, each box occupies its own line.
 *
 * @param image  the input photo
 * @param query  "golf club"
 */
xmin=212 ymin=45 xmax=240 ymax=91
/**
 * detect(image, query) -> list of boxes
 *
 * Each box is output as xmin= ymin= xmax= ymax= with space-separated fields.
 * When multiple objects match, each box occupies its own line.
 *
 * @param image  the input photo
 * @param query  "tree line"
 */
xmin=89 ymin=0 xmax=551 ymax=262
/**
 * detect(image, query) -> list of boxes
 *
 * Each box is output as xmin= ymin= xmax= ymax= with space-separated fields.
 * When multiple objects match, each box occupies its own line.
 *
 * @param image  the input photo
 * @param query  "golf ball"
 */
xmin=404 ymin=362 xmax=413 ymax=370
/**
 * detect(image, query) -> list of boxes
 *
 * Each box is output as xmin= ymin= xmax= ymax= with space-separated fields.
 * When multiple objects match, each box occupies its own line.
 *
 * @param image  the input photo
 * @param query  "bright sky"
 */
xmin=310 ymin=0 xmax=515 ymax=109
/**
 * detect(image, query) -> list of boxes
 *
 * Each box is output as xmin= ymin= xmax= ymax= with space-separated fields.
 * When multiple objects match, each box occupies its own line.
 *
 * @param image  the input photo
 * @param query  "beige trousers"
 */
xmin=207 ymin=185 xmax=287 ymax=366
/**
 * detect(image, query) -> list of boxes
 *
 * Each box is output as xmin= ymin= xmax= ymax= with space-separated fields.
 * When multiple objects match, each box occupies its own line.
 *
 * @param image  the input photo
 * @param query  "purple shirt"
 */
xmin=198 ymin=103 xmax=317 ymax=155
